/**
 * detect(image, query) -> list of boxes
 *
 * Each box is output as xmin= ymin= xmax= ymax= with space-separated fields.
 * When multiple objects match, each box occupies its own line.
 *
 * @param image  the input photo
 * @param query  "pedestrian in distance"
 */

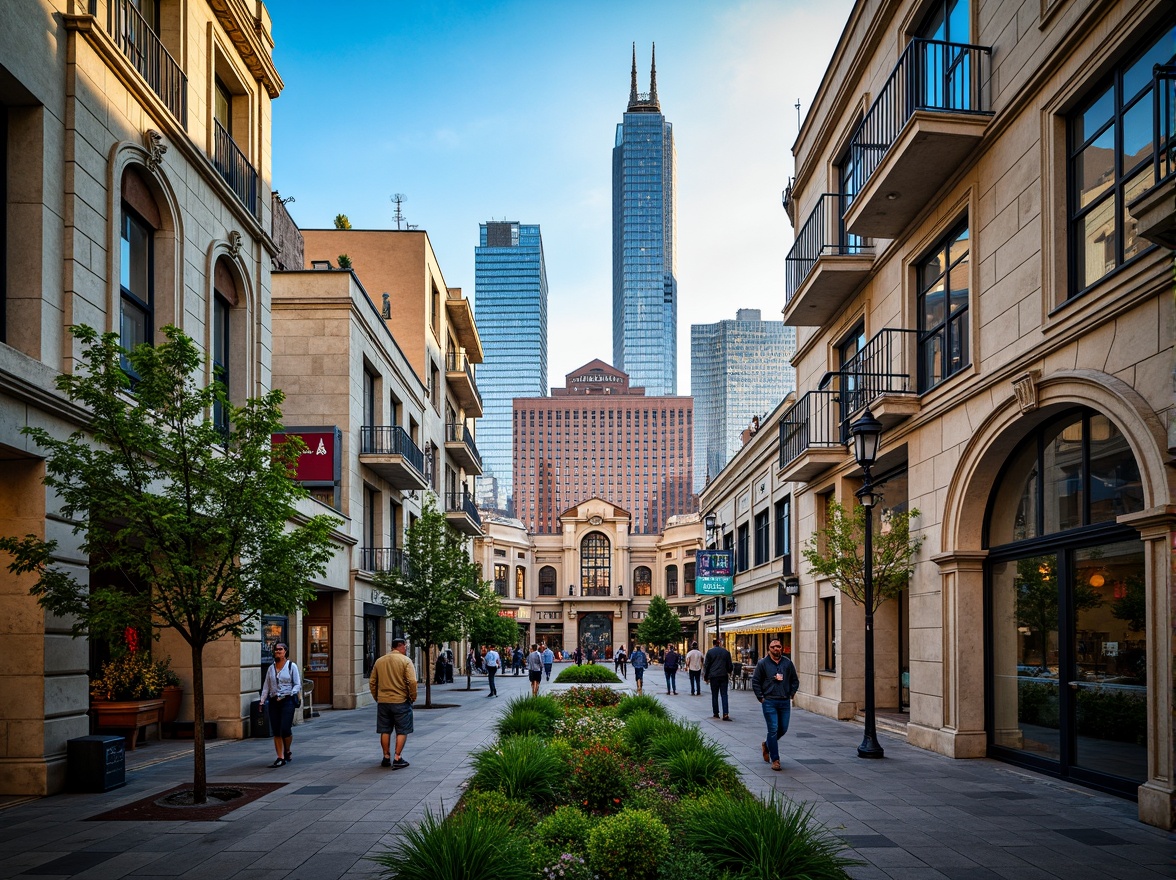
xmin=484 ymin=645 xmax=501 ymax=697
xmin=614 ymin=644 xmax=627 ymax=678
xmin=369 ymin=637 xmax=417 ymax=769
xmin=541 ymin=643 xmax=554 ymax=681
xmin=259 ymin=643 xmax=301 ymax=767
xmin=751 ymin=639 xmax=800 ymax=771
xmin=630 ymin=644 xmax=648 ymax=694
xmin=663 ymin=644 xmax=680 ymax=694
xmin=574 ymin=645 xmax=582 ymax=666
xmin=703 ymin=638 xmax=734 ymax=720
xmin=684 ymin=641 xmax=705 ymax=696
xmin=513 ymin=645 xmax=525 ymax=676
xmin=526 ymin=643 xmax=544 ymax=696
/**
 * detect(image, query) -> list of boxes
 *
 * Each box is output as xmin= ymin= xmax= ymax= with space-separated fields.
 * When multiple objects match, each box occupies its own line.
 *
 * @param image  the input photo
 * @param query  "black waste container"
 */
xmin=250 ymin=698 xmax=270 ymax=738
xmin=67 ymin=735 xmax=125 ymax=792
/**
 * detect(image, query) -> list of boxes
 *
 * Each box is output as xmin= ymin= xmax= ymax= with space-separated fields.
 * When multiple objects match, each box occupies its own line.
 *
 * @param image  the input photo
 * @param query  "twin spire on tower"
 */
xmin=627 ymin=42 xmax=660 ymax=112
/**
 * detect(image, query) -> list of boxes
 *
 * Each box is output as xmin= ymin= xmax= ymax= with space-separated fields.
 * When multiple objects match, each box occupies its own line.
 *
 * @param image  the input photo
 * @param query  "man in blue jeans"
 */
xmin=751 ymin=639 xmax=799 ymax=771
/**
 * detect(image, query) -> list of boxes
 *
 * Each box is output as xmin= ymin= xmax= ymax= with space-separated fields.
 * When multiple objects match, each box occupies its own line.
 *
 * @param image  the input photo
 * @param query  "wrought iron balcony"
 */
xmin=845 ymin=38 xmax=992 ymax=238
xmin=777 ymin=390 xmax=844 ymax=482
xmin=445 ymin=489 xmax=482 ymax=536
xmin=1129 ymin=65 xmax=1176 ymax=249
xmin=360 ymin=547 xmax=409 ymax=575
xmin=213 ymin=119 xmax=258 ymax=217
xmin=784 ymin=193 xmax=874 ymax=326
xmin=97 ymin=0 xmax=187 ymax=126
xmin=444 ymin=422 xmax=482 ymax=475
xmin=359 ymin=426 xmax=427 ymax=491
xmin=582 ymin=586 xmax=612 ymax=597
xmin=831 ymin=328 xmax=921 ymax=429
xmin=445 ymin=348 xmax=483 ymax=417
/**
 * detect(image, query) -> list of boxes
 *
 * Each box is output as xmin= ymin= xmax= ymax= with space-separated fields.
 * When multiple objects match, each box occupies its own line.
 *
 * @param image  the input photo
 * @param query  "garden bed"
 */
xmin=372 ymin=686 xmax=859 ymax=880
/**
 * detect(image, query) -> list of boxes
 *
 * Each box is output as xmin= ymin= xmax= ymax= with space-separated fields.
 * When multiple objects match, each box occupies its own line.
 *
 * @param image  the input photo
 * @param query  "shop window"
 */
xmin=917 ymin=222 xmax=970 ymax=392
xmin=634 ymin=565 xmax=652 ymax=596
xmin=1067 ymin=23 xmax=1174 ymax=298
xmin=538 ymin=565 xmax=557 ymax=596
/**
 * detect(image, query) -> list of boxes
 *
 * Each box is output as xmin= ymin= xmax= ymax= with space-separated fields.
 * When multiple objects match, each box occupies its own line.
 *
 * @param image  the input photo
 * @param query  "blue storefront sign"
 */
xmin=696 ymin=550 xmax=734 ymax=596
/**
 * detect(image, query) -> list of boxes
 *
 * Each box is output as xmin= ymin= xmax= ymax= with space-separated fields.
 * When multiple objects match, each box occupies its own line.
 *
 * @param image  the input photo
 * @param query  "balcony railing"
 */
xmin=785 ymin=193 xmax=869 ymax=303
xmin=778 ymin=390 xmax=842 ymax=471
xmin=360 ymin=425 xmax=424 ymax=472
xmin=838 ymin=328 xmax=919 ymax=416
xmin=445 ymin=422 xmax=482 ymax=469
xmin=99 ymin=0 xmax=187 ymax=126
xmin=583 ymin=586 xmax=612 ymax=597
xmin=360 ymin=547 xmax=408 ymax=575
xmin=849 ymin=38 xmax=992 ymax=200
xmin=445 ymin=347 xmax=483 ymax=413
xmin=213 ymin=119 xmax=258 ymax=216
xmin=446 ymin=490 xmax=481 ymax=528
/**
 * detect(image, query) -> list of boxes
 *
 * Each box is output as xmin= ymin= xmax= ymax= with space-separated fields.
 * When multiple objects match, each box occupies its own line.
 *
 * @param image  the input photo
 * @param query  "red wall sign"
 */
xmin=272 ymin=429 xmax=340 ymax=484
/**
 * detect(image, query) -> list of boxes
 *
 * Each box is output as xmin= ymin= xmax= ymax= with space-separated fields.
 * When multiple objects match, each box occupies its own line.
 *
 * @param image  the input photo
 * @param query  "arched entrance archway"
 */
xmin=578 ymin=613 xmax=613 ymax=659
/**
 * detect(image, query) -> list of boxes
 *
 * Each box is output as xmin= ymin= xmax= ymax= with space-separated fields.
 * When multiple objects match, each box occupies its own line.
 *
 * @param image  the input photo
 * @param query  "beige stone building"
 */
xmin=474 ymin=501 xmax=703 ymax=656
xmin=0 ymin=1 xmax=358 ymax=796
xmin=770 ymin=0 xmax=1173 ymax=827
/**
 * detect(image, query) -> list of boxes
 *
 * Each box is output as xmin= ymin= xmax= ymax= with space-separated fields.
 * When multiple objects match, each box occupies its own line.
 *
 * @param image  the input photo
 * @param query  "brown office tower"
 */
xmin=513 ymin=360 xmax=694 ymax=535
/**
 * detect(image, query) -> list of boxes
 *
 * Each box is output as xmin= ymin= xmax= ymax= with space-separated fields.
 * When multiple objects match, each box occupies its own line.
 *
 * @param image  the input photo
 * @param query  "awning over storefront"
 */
xmin=705 ymin=612 xmax=792 ymax=634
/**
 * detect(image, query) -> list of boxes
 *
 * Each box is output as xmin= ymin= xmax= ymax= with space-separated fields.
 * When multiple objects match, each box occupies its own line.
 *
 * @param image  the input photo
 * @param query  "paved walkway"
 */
xmin=0 ymin=670 xmax=1171 ymax=879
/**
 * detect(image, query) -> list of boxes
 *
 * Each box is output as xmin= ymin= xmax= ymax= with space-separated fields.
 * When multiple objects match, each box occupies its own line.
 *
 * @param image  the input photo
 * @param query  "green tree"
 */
xmin=337 ymin=254 xmax=353 ymax=269
xmin=373 ymin=494 xmax=482 ymax=707
xmin=636 ymin=596 xmax=682 ymax=649
xmin=333 ymin=213 xmax=352 ymax=229
xmin=801 ymin=501 xmax=923 ymax=613
xmin=0 ymin=326 xmax=339 ymax=803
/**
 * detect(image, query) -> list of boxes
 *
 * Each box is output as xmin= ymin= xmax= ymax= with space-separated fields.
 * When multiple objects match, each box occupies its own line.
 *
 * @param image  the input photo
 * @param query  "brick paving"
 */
xmin=0 ymin=669 xmax=1170 ymax=879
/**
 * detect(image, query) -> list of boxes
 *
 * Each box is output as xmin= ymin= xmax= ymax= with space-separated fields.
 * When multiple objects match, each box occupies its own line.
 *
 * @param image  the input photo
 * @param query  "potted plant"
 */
xmin=89 ymin=651 xmax=181 ymax=747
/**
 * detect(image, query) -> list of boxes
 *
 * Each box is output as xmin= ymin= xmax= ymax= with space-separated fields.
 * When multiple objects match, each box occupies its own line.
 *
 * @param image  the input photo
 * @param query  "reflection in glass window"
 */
xmin=580 ymin=532 xmax=611 ymax=595
xmin=917 ymin=223 xmax=969 ymax=392
xmin=634 ymin=565 xmax=652 ymax=596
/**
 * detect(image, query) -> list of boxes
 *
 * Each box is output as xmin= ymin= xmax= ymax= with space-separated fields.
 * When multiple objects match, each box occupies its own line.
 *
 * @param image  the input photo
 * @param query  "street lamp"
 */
xmin=850 ymin=407 xmax=885 ymax=760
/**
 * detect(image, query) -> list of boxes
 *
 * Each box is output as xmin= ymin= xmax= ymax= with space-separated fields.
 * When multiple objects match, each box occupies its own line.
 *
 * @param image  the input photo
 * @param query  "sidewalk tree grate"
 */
xmin=87 ymin=782 xmax=284 ymax=821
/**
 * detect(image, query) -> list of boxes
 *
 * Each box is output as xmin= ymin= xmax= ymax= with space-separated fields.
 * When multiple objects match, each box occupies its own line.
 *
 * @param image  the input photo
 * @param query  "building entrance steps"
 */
xmin=0 ymin=672 xmax=1169 ymax=878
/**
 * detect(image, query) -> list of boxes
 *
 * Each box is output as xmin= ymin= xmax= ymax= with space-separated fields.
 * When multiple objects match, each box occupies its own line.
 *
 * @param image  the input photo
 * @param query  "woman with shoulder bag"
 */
xmin=260 ymin=643 xmax=301 ymax=767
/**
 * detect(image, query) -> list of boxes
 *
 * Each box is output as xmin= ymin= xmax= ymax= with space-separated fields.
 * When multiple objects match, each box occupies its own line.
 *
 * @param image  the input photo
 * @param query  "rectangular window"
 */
xmin=214 ymin=76 xmax=232 ymax=135
xmin=736 ymin=523 xmax=749 ymax=573
xmin=684 ymin=561 xmax=696 ymax=596
xmin=1068 ymin=24 xmax=1174 ymax=298
xmin=775 ymin=496 xmax=792 ymax=571
xmin=120 ymin=205 xmax=153 ymax=374
xmin=822 ymin=596 xmax=836 ymax=672
xmin=363 ymin=368 xmax=377 ymax=427
xmin=754 ymin=510 xmax=770 ymax=566
xmin=665 ymin=564 xmax=678 ymax=597
xmin=494 ymin=564 xmax=508 ymax=597
xmin=515 ymin=566 xmax=525 ymax=599
xmin=917 ymin=222 xmax=969 ymax=392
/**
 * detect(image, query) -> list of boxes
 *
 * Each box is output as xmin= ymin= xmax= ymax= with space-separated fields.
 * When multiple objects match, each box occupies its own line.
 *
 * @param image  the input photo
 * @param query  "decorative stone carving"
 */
xmin=143 ymin=129 xmax=167 ymax=172
xmin=1012 ymin=370 xmax=1041 ymax=414
xmin=228 ymin=230 xmax=243 ymax=257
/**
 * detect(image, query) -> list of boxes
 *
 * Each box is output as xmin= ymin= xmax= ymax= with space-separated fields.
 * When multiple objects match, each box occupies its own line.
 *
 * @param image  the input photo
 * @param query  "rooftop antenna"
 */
xmin=391 ymin=193 xmax=408 ymax=230
xmin=795 ymin=99 xmax=801 ymax=131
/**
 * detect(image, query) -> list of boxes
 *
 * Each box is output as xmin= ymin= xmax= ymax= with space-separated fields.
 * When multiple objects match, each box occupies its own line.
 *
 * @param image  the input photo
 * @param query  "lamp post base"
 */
xmin=857 ymin=734 xmax=885 ymax=759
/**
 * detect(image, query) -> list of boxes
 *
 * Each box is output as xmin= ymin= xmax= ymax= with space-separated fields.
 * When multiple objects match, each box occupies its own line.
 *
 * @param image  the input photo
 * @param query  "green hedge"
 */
xmin=555 ymin=664 xmax=621 ymax=684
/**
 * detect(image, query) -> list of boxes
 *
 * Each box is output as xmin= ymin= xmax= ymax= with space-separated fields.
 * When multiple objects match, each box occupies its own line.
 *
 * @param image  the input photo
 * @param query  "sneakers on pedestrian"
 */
xmin=392 ymin=758 xmax=410 ymax=770
xmin=761 ymin=741 xmax=770 ymax=762
xmin=771 ymin=760 xmax=782 ymax=771
xmin=381 ymin=757 xmax=391 ymax=768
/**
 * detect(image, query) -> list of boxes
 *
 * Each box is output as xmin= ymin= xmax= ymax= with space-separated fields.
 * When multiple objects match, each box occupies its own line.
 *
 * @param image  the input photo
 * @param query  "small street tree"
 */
xmin=636 ymin=595 xmax=682 ymax=649
xmin=372 ymin=494 xmax=482 ymax=707
xmin=801 ymin=500 xmax=923 ymax=613
xmin=0 ymin=326 xmax=340 ymax=803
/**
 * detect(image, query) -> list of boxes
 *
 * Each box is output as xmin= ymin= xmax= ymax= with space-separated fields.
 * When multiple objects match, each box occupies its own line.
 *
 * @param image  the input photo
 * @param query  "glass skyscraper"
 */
xmin=474 ymin=221 xmax=548 ymax=514
xmin=612 ymin=44 xmax=677 ymax=396
xmin=691 ymin=309 xmax=797 ymax=492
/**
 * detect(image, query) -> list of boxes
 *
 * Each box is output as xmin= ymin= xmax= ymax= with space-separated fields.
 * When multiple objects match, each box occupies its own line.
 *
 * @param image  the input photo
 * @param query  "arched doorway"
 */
xmin=986 ymin=407 xmax=1146 ymax=795
xmin=578 ymin=613 xmax=613 ymax=659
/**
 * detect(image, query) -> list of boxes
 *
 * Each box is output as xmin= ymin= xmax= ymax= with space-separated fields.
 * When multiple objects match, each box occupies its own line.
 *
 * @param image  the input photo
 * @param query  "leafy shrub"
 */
xmin=646 ymin=724 xmax=709 ymax=762
xmin=469 ymin=735 xmax=564 ymax=805
xmin=553 ymin=713 xmax=626 ymax=750
xmin=569 ymin=742 xmax=634 ymax=812
xmin=370 ymin=806 xmax=531 ymax=880
xmin=457 ymin=790 xmax=536 ymax=829
xmin=616 ymin=694 xmax=669 ymax=720
xmin=498 ymin=707 xmax=556 ymax=739
xmin=558 ymin=685 xmax=622 ymax=709
xmin=657 ymin=849 xmax=716 ymax=880
xmin=520 ymin=693 xmax=564 ymax=722
xmin=535 ymin=805 xmax=594 ymax=854
xmin=621 ymin=711 xmax=677 ymax=759
xmin=677 ymin=792 xmax=860 ymax=880
xmin=556 ymin=664 xmax=622 ymax=684
xmin=660 ymin=748 xmax=738 ymax=795
xmin=586 ymin=808 xmax=670 ymax=880
xmin=90 ymin=652 xmax=178 ymax=700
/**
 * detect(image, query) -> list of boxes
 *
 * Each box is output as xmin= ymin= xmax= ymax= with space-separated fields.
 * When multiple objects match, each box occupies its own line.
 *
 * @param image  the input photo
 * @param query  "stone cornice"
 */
xmin=0 ymin=352 xmax=91 ymax=429
xmin=205 ymin=0 xmax=284 ymax=99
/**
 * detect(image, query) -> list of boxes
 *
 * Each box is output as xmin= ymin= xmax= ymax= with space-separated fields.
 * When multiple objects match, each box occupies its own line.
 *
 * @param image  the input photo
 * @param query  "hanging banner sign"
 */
xmin=272 ymin=427 xmax=341 ymax=485
xmin=696 ymin=550 xmax=734 ymax=596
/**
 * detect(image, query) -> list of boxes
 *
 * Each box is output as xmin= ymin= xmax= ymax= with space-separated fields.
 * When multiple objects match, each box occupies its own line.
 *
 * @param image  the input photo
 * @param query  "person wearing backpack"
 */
xmin=259 ymin=643 xmax=301 ymax=767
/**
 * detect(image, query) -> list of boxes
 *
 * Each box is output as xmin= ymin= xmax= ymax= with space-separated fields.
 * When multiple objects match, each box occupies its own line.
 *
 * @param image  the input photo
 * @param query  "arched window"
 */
xmin=580 ymin=532 xmax=611 ymax=596
xmin=212 ymin=257 xmax=241 ymax=432
xmin=538 ymin=565 xmax=557 ymax=596
xmin=665 ymin=564 xmax=678 ymax=596
xmin=633 ymin=565 xmax=652 ymax=596
xmin=120 ymin=167 xmax=161 ymax=374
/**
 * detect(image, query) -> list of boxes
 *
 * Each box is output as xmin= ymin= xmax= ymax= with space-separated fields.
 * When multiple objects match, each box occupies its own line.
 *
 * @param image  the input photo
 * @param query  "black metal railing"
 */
xmin=583 ymin=586 xmax=612 ymax=597
xmin=785 ymin=193 xmax=871 ymax=302
xmin=360 ymin=425 xmax=425 ymax=473
xmin=445 ymin=348 xmax=483 ymax=411
xmin=848 ymin=38 xmax=992 ymax=199
xmin=446 ymin=490 xmax=481 ymax=528
xmin=101 ymin=0 xmax=187 ymax=126
xmin=1154 ymin=65 xmax=1176 ymax=185
xmin=213 ymin=119 xmax=258 ymax=216
xmin=839 ymin=328 xmax=920 ymax=416
xmin=445 ymin=422 xmax=482 ymax=469
xmin=361 ymin=547 xmax=409 ymax=575
xmin=778 ymin=390 xmax=842 ymax=470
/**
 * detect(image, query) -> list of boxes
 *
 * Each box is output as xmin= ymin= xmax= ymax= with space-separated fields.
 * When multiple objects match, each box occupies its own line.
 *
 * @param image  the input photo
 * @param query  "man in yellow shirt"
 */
xmin=369 ymin=637 xmax=418 ymax=769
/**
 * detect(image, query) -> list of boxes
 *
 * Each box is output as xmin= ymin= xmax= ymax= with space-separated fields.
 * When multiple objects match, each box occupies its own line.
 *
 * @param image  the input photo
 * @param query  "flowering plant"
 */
xmin=540 ymin=853 xmax=596 ymax=880
xmin=90 ymin=651 xmax=179 ymax=701
xmin=557 ymin=686 xmax=622 ymax=709
xmin=569 ymin=742 xmax=634 ymax=813
xmin=553 ymin=713 xmax=626 ymax=750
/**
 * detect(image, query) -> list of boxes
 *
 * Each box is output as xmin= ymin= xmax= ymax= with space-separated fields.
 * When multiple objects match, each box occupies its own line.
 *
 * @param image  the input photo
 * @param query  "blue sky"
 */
xmin=271 ymin=0 xmax=854 ymax=393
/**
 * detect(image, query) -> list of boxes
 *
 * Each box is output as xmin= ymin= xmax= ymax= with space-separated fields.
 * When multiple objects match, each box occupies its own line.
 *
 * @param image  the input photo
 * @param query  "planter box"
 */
xmin=91 ymin=699 xmax=164 ymax=750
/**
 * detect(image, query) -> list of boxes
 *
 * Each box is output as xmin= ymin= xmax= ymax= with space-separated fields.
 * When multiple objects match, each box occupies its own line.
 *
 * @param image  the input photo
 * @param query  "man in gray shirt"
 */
xmin=751 ymin=638 xmax=799 ymax=771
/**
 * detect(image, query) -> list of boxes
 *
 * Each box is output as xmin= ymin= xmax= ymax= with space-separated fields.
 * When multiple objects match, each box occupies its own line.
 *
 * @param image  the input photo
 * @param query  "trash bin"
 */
xmin=250 ymin=698 xmax=270 ymax=738
xmin=67 ymin=735 xmax=125 ymax=792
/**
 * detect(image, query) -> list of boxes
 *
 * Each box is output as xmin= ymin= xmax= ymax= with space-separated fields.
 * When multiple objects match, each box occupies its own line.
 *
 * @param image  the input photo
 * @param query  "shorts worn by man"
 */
xmin=369 ymin=637 xmax=417 ymax=769
xmin=526 ymin=644 xmax=544 ymax=696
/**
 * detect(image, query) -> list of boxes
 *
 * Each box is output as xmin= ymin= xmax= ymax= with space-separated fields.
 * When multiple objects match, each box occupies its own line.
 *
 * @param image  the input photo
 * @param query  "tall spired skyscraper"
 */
xmin=613 ymin=44 xmax=677 ymax=396
xmin=474 ymin=221 xmax=548 ymax=514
